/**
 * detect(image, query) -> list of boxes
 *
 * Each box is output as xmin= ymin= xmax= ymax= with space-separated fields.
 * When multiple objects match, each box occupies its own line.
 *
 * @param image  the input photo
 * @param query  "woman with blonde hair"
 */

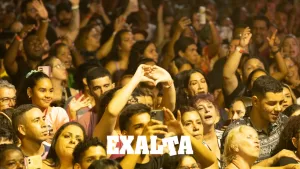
xmin=223 ymin=125 xmax=260 ymax=169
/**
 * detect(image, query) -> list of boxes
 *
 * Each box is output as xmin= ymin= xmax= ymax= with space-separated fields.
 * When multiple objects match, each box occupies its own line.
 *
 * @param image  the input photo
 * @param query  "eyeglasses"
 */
xmin=177 ymin=163 xmax=200 ymax=169
xmin=0 ymin=97 xmax=16 ymax=104
xmin=53 ymin=63 xmax=66 ymax=69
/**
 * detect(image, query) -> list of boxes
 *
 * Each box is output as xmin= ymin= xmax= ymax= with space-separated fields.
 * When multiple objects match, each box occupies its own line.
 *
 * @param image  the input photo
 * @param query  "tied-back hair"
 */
xmin=45 ymin=122 xmax=87 ymax=168
xmin=16 ymin=71 xmax=49 ymax=106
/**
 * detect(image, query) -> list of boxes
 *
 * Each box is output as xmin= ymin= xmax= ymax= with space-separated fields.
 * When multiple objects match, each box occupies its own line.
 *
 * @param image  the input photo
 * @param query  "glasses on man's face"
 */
xmin=0 ymin=97 xmax=16 ymax=104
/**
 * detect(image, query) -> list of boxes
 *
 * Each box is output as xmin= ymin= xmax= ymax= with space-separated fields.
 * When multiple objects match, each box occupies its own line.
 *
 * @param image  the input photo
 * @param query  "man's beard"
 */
xmin=59 ymin=19 xmax=71 ymax=27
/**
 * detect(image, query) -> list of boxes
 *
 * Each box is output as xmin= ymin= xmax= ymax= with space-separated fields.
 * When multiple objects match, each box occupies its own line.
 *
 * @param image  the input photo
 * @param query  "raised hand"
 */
xmin=142 ymin=119 xmax=168 ymax=143
xmin=114 ymin=16 xmax=126 ymax=32
xmin=176 ymin=17 xmax=192 ymax=32
xmin=88 ymin=2 xmax=97 ymax=14
xmin=267 ymin=29 xmax=280 ymax=52
xmin=149 ymin=65 xmax=173 ymax=85
xmin=32 ymin=0 xmax=48 ymax=20
xmin=68 ymin=95 xmax=91 ymax=120
xmin=239 ymin=27 xmax=252 ymax=47
xmin=157 ymin=4 xmax=164 ymax=22
xmin=164 ymin=108 xmax=185 ymax=136
xmin=133 ymin=64 xmax=156 ymax=84
xmin=19 ymin=24 xmax=36 ymax=38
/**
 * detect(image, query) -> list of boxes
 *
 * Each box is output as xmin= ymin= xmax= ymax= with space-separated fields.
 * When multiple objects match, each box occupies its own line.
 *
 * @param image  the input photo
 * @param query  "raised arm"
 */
xmin=165 ymin=109 xmax=218 ymax=168
xmin=65 ymin=0 xmax=80 ymax=42
xmin=33 ymin=0 xmax=48 ymax=43
xmin=96 ymin=16 xmax=126 ymax=60
xmin=151 ymin=66 xmax=176 ymax=111
xmin=93 ymin=65 xmax=155 ymax=144
xmin=223 ymin=27 xmax=252 ymax=95
xmin=154 ymin=4 xmax=165 ymax=48
xmin=267 ymin=29 xmax=288 ymax=81
xmin=161 ymin=17 xmax=191 ymax=69
xmin=4 ymin=25 xmax=35 ymax=75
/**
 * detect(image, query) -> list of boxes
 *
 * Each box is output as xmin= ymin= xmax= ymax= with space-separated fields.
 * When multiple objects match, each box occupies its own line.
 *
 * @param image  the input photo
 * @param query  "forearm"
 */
xmin=271 ymin=51 xmax=288 ymax=81
xmin=120 ymin=142 xmax=139 ymax=169
xmin=254 ymin=153 xmax=279 ymax=167
xmin=101 ymin=12 xmax=111 ymax=25
xmin=37 ymin=20 xmax=49 ymax=43
xmin=162 ymin=31 xmax=181 ymax=69
xmin=96 ymin=32 xmax=116 ymax=59
xmin=154 ymin=21 xmax=164 ymax=47
xmin=208 ymin=21 xmax=220 ymax=45
xmin=69 ymin=7 xmax=80 ymax=32
xmin=70 ymin=46 xmax=85 ymax=67
xmin=80 ymin=13 xmax=93 ymax=28
xmin=107 ymin=76 xmax=140 ymax=116
xmin=223 ymin=50 xmax=242 ymax=78
xmin=4 ymin=38 xmax=20 ymax=73
xmin=159 ymin=82 xmax=176 ymax=111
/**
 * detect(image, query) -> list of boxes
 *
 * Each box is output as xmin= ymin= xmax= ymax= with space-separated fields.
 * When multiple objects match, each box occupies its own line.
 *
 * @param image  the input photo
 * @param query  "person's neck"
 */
xmin=27 ymin=59 xmax=41 ymax=70
xmin=250 ymin=108 xmax=269 ymax=132
xmin=231 ymin=155 xmax=255 ymax=169
xmin=51 ymin=78 xmax=64 ymax=89
xmin=203 ymin=125 xmax=216 ymax=141
xmin=21 ymin=139 xmax=44 ymax=157
xmin=59 ymin=158 xmax=73 ymax=169
xmin=86 ymin=45 xmax=97 ymax=52
xmin=118 ymin=51 xmax=129 ymax=61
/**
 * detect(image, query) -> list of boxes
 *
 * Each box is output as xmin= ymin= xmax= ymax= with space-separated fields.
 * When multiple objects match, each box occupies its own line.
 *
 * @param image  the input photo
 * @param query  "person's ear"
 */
xmin=252 ymin=96 xmax=259 ymax=107
xmin=178 ymin=50 xmax=184 ymax=58
xmin=292 ymin=137 xmax=298 ymax=149
xmin=18 ymin=125 xmax=26 ymax=136
xmin=73 ymin=163 xmax=81 ymax=169
xmin=27 ymin=87 xmax=33 ymax=99
xmin=82 ymin=78 xmax=87 ymax=85
xmin=112 ymin=83 xmax=115 ymax=89
xmin=231 ymin=144 xmax=239 ymax=153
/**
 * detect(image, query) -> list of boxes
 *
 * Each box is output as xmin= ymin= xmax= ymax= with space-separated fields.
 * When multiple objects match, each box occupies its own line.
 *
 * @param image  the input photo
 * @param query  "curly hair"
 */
xmin=272 ymin=115 xmax=300 ymax=155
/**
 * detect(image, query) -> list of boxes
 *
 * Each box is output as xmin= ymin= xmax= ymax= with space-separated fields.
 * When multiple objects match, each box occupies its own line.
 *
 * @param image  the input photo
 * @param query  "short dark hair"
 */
xmin=174 ymin=37 xmax=195 ymax=57
xmin=86 ymin=67 xmax=112 ymax=86
xmin=0 ymin=144 xmax=23 ymax=163
xmin=176 ymin=106 xmax=197 ymax=118
xmin=12 ymin=104 xmax=38 ymax=136
xmin=119 ymin=104 xmax=151 ymax=132
xmin=0 ymin=128 xmax=18 ymax=144
xmin=251 ymin=75 xmax=283 ymax=98
xmin=56 ymin=1 xmax=72 ymax=15
xmin=252 ymin=15 xmax=271 ymax=29
xmin=21 ymin=0 xmax=33 ymax=13
xmin=73 ymin=137 xmax=106 ymax=164
xmin=88 ymin=159 xmax=122 ymax=169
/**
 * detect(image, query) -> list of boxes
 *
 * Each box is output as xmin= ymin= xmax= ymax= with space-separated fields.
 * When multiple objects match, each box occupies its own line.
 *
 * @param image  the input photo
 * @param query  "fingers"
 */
xmin=176 ymin=110 xmax=182 ymax=122
xmin=163 ymin=107 xmax=175 ymax=121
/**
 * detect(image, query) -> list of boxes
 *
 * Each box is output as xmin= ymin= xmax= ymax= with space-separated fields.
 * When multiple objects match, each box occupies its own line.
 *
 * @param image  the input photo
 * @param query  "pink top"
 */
xmin=45 ymin=107 xmax=69 ymax=137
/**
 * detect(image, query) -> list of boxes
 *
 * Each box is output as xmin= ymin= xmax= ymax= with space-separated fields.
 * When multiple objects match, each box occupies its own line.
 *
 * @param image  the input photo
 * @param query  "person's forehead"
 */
xmin=129 ymin=112 xmax=150 ymax=125
xmin=0 ymin=87 xmax=15 ymax=94
xmin=254 ymin=20 xmax=267 ymax=27
xmin=91 ymin=76 xmax=111 ymax=85
xmin=83 ymin=146 xmax=106 ymax=157
xmin=25 ymin=108 xmax=43 ymax=119
xmin=263 ymin=92 xmax=283 ymax=100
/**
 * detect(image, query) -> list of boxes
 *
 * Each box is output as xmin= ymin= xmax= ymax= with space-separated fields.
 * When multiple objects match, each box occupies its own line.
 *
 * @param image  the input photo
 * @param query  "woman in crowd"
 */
xmin=281 ymin=34 xmax=300 ymax=67
xmin=0 ymin=144 xmax=25 ymax=169
xmin=16 ymin=71 xmax=69 ymax=141
xmin=40 ymin=56 xmax=78 ymax=107
xmin=282 ymin=83 xmax=296 ymax=111
xmin=228 ymin=96 xmax=252 ymax=121
xmin=192 ymin=94 xmax=222 ymax=167
xmin=43 ymin=122 xmax=86 ymax=169
xmin=223 ymin=125 xmax=260 ymax=169
xmin=105 ymin=29 xmax=135 ymax=82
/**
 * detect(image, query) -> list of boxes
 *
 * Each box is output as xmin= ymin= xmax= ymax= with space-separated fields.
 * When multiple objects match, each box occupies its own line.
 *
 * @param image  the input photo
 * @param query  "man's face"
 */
xmin=256 ymin=92 xmax=284 ymax=123
xmin=252 ymin=20 xmax=268 ymax=46
xmin=275 ymin=12 xmax=287 ymax=33
xmin=21 ymin=108 xmax=48 ymax=143
xmin=124 ymin=113 xmax=151 ymax=138
xmin=75 ymin=146 xmax=107 ymax=169
xmin=24 ymin=35 xmax=44 ymax=61
xmin=180 ymin=44 xmax=199 ymax=65
xmin=58 ymin=10 xmax=72 ymax=27
xmin=89 ymin=76 xmax=114 ymax=100
xmin=0 ymin=87 xmax=16 ymax=111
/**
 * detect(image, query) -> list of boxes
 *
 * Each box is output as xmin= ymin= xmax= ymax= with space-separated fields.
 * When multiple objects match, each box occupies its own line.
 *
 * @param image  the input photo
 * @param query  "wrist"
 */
xmin=15 ymin=34 xmax=23 ymax=42
xmin=235 ymin=46 xmax=245 ymax=54
xmin=72 ymin=5 xmax=79 ymax=10
xmin=271 ymin=48 xmax=280 ymax=55
xmin=162 ymin=79 xmax=174 ymax=89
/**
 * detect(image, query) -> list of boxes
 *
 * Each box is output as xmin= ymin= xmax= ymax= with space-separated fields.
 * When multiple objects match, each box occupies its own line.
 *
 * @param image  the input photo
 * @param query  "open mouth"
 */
xmin=204 ymin=115 xmax=213 ymax=120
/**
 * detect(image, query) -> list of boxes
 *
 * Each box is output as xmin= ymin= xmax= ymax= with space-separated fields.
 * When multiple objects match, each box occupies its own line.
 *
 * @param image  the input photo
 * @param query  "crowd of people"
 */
xmin=1 ymin=0 xmax=300 ymax=168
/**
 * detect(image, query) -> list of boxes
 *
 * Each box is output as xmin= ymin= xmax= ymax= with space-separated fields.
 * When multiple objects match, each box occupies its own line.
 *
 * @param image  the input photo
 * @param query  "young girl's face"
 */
xmin=30 ymin=78 xmax=54 ymax=109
